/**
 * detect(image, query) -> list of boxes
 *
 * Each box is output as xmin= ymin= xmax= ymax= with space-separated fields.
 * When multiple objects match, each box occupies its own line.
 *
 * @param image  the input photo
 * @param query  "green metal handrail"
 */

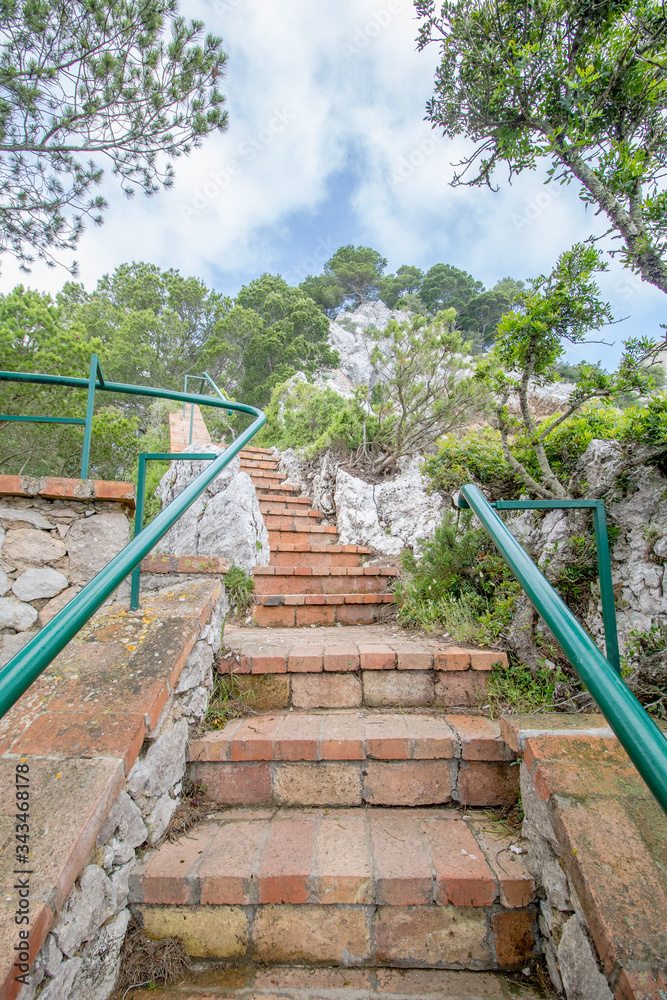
xmin=458 ymin=484 xmax=667 ymax=816
xmin=0 ymin=364 xmax=265 ymax=720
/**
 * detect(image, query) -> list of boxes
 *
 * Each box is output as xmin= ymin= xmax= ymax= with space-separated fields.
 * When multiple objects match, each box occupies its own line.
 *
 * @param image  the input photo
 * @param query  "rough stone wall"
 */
xmin=520 ymin=764 xmax=613 ymax=1000
xmin=154 ymin=446 xmax=270 ymax=572
xmin=277 ymin=449 xmax=444 ymax=558
xmin=0 ymin=497 xmax=132 ymax=646
xmin=16 ymin=589 xmax=228 ymax=1000
xmin=501 ymin=440 xmax=667 ymax=663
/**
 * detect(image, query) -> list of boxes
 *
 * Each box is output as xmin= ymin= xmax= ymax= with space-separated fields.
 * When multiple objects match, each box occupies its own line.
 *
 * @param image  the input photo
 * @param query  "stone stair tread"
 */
xmin=135 ymin=805 xmax=534 ymax=909
xmin=271 ymin=542 xmax=372 ymax=553
xmin=119 ymin=966 xmax=549 ymax=999
xmin=258 ymin=594 xmax=395 ymax=606
xmin=188 ymin=711 xmax=513 ymax=763
xmin=254 ymin=566 xmax=398 ymax=576
xmin=260 ymin=495 xmax=312 ymax=504
xmin=220 ymin=624 xmax=505 ymax=674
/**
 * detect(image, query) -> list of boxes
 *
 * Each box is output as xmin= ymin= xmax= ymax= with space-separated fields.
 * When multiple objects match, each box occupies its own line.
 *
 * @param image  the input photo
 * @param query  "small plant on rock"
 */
xmin=224 ymin=563 xmax=255 ymax=616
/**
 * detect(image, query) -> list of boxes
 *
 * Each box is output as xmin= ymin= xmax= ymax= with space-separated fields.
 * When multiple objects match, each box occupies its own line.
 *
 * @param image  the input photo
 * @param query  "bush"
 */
xmin=394 ymin=512 xmax=520 ymax=645
xmin=259 ymin=379 xmax=374 ymax=457
xmin=225 ymin=563 xmax=255 ymax=615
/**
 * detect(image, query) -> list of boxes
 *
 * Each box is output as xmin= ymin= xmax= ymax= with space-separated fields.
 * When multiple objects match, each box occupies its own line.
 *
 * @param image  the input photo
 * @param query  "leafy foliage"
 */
xmin=260 ymin=380 xmax=372 ymax=457
xmin=487 ymin=659 xmax=566 ymax=715
xmin=395 ymin=511 xmax=520 ymax=645
xmin=203 ymin=672 xmax=254 ymax=730
xmin=415 ymin=0 xmax=667 ymax=295
xmin=0 ymin=0 xmax=228 ymax=271
xmin=224 ymin=563 xmax=255 ymax=616
xmin=478 ymin=244 xmax=661 ymax=498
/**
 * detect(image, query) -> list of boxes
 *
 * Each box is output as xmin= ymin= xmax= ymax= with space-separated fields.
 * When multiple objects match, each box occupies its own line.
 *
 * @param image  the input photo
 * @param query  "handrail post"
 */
xmin=80 ymin=353 xmax=100 ymax=479
xmin=130 ymin=454 xmax=148 ymax=611
xmin=593 ymin=500 xmax=621 ymax=675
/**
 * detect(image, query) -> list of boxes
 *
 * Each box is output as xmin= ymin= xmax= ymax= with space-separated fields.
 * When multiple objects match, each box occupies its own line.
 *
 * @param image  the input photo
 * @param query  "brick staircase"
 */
xmin=242 ymin=445 xmax=398 ymax=627
xmin=131 ymin=435 xmax=539 ymax=976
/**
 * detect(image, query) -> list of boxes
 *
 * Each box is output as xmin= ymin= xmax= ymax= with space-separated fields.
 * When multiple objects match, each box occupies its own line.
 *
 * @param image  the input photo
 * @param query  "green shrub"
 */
xmin=395 ymin=512 xmax=520 ymax=644
xmin=203 ymin=672 xmax=254 ymax=730
xmin=487 ymin=659 xmax=567 ymax=714
xmin=225 ymin=563 xmax=255 ymax=615
xmin=423 ymin=426 xmax=520 ymax=498
xmin=259 ymin=379 xmax=374 ymax=457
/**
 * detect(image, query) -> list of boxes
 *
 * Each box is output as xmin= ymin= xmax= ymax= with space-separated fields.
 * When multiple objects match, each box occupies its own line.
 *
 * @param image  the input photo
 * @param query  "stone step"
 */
xmin=111 ymin=967 xmax=549 ymax=999
xmin=254 ymin=566 xmax=397 ymax=595
xmin=253 ymin=480 xmax=301 ymax=494
xmin=240 ymin=457 xmax=282 ymax=471
xmin=262 ymin=512 xmax=325 ymax=529
xmin=267 ymin=526 xmax=339 ymax=546
xmin=188 ymin=712 xmax=517 ymax=808
xmin=253 ymin=597 xmax=393 ymax=627
xmin=259 ymin=494 xmax=312 ymax=507
xmin=219 ymin=625 xmax=502 ymax=709
xmin=132 ymin=807 xmax=536 ymax=968
xmin=240 ymin=446 xmax=277 ymax=456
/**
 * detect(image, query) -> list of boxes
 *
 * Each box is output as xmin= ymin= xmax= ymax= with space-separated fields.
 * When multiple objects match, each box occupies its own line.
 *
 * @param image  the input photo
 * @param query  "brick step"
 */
xmin=260 ymin=505 xmax=324 ymax=521
xmin=111 ymin=968 xmax=552 ymax=999
xmin=240 ymin=458 xmax=282 ymax=471
xmin=240 ymin=446 xmax=277 ymax=456
xmin=253 ymin=481 xmax=301 ymax=494
xmin=188 ymin=712 xmax=517 ymax=808
xmin=246 ymin=468 xmax=287 ymax=481
xmin=260 ymin=495 xmax=312 ymax=507
xmin=133 ymin=807 xmax=536 ymax=967
xmin=254 ymin=567 xmax=397 ymax=596
xmin=253 ymin=600 xmax=393 ymax=627
xmin=219 ymin=625 xmax=503 ymax=707
xmin=263 ymin=513 xmax=327 ymax=530
xmin=267 ymin=527 xmax=339 ymax=546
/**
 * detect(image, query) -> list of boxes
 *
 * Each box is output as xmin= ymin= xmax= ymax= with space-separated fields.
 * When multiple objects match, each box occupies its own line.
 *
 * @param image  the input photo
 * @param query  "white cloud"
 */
xmin=0 ymin=0 xmax=664 ymax=370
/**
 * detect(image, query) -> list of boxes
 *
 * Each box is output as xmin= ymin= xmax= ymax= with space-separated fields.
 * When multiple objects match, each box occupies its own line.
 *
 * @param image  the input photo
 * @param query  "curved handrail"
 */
xmin=458 ymin=483 xmax=667 ymax=816
xmin=0 ymin=368 xmax=265 ymax=719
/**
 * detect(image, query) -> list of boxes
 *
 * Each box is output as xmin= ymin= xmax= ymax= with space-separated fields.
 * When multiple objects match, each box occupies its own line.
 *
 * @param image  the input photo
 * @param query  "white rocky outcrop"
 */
xmin=154 ymin=446 xmax=270 ymax=571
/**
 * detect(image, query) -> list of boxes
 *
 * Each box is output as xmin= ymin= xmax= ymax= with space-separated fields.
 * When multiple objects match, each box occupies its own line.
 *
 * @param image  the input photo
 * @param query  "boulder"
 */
xmin=54 ymin=866 xmax=114 ymax=958
xmin=570 ymin=438 xmax=625 ymax=497
xmin=334 ymin=465 xmax=444 ymax=557
xmin=0 ymin=567 xmax=8 ymax=596
xmin=0 ymin=507 xmax=52 ymax=530
xmin=65 ymin=513 xmax=130 ymax=585
xmin=127 ymin=718 xmax=188 ymax=800
xmin=70 ymin=909 xmax=130 ymax=1000
xmin=175 ymin=639 xmax=214 ymax=693
xmin=154 ymin=446 xmax=270 ymax=571
xmin=557 ymin=914 xmax=614 ymax=1000
xmin=2 ymin=527 xmax=66 ymax=568
xmin=0 ymin=596 xmax=38 ymax=631
xmin=12 ymin=567 xmax=68 ymax=602
xmin=38 ymin=586 xmax=81 ymax=626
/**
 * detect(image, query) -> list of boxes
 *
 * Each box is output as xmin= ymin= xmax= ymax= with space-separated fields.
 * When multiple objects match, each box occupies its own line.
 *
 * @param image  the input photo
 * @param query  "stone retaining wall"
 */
xmin=12 ymin=581 xmax=228 ymax=1000
xmin=0 ymin=476 xmax=134 ymax=657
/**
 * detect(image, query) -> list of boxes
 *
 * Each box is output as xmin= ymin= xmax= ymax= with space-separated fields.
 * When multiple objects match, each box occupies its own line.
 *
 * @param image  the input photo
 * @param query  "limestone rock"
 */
xmin=0 ymin=567 xmax=8 ymax=596
xmin=38 ymin=585 xmax=81 ymax=626
xmin=175 ymin=639 xmax=214 ymax=693
xmin=36 ymin=957 xmax=82 ymax=1000
xmin=147 ymin=790 xmax=179 ymax=844
xmin=70 ymin=909 xmax=130 ymax=1000
xmin=154 ymin=446 xmax=270 ymax=571
xmin=0 ymin=507 xmax=52 ymax=530
xmin=198 ymin=594 xmax=227 ymax=654
xmin=127 ymin=718 xmax=188 ymax=799
xmin=2 ymin=527 xmax=66 ymax=568
xmin=53 ymin=865 xmax=114 ymax=958
xmin=328 ymin=301 xmax=409 ymax=389
xmin=110 ymin=861 xmax=134 ymax=913
xmin=0 ymin=631 xmax=32 ymax=667
xmin=570 ymin=438 xmax=625 ymax=497
xmin=334 ymin=465 xmax=444 ymax=557
xmin=557 ymin=914 xmax=613 ymax=1000
xmin=96 ymin=790 xmax=148 ymax=858
xmin=12 ymin=567 xmax=68 ymax=602
xmin=65 ymin=513 xmax=130 ymax=584
xmin=0 ymin=596 xmax=38 ymax=631
xmin=179 ymin=684 xmax=209 ymax=719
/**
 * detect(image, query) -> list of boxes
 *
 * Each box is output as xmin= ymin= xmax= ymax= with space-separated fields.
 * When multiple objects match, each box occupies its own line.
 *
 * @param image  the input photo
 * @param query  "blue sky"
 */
xmin=3 ymin=0 xmax=664 ymax=369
